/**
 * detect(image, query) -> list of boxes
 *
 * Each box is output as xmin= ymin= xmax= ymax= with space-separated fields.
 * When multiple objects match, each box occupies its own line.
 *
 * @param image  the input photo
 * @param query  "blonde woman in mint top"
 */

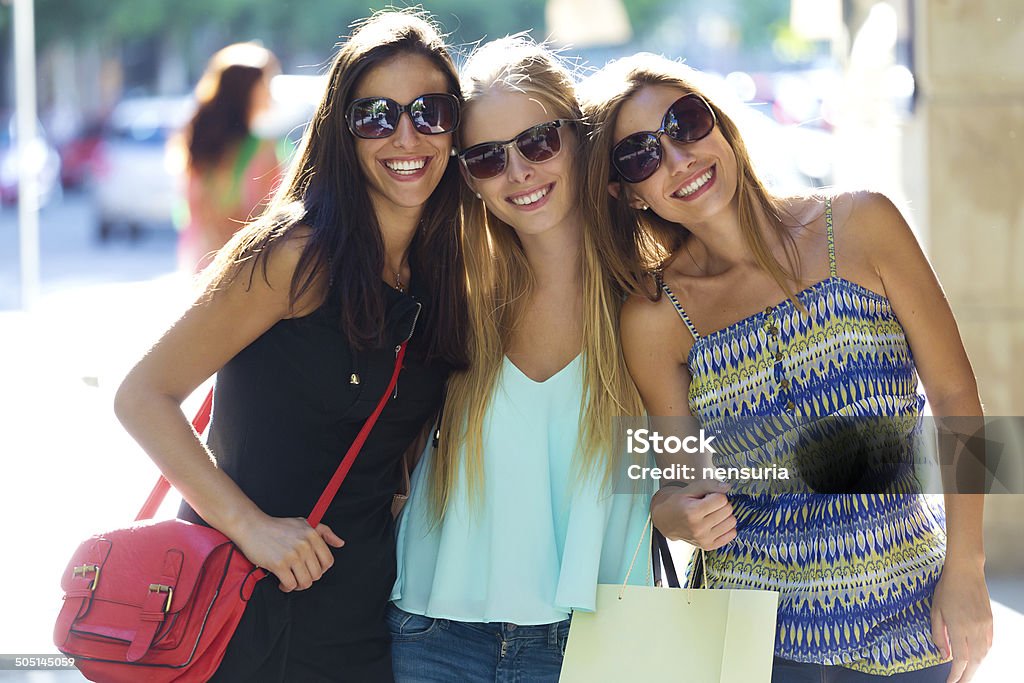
xmin=580 ymin=54 xmax=992 ymax=682
xmin=388 ymin=37 xmax=651 ymax=681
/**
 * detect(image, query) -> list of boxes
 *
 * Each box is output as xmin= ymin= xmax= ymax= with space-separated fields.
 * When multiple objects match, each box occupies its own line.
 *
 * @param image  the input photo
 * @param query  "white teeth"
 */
xmin=384 ymin=158 xmax=427 ymax=174
xmin=510 ymin=185 xmax=551 ymax=206
xmin=674 ymin=169 xmax=713 ymax=197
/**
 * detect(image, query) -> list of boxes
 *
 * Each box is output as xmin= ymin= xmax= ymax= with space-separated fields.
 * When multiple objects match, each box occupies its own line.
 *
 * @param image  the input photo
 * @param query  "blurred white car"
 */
xmin=93 ymin=96 xmax=192 ymax=240
xmin=94 ymin=78 xmax=321 ymax=241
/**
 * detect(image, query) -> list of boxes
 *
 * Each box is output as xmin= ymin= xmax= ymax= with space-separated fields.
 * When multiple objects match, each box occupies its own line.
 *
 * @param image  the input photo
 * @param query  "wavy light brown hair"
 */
xmin=424 ymin=36 xmax=645 ymax=521
xmin=577 ymin=53 xmax=801 ymax=301
xmin=203 ymin=9 xmax=468 ymax=366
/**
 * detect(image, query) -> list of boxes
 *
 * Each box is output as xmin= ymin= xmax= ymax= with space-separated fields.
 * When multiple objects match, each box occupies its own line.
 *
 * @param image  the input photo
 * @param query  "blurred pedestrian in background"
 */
xmin=173 ymin=42 xmax=288 ymax=272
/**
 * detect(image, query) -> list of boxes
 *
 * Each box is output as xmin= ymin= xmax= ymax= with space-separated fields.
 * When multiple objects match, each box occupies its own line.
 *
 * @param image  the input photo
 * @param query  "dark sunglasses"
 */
xmin=346 ymin=93 xmax=460 ymax=139
xmin=611 ymin=94 xmax=717 ymax=183
xmin=459 ymin=119 xmax=573 ymax=180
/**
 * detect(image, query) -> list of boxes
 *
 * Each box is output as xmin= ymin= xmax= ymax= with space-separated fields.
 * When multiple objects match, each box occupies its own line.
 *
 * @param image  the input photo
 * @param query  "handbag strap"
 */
xmin=135 ymin=341 xmax=409 ymax=525
xmin=307 ymin=342 xmax=407 ymax=526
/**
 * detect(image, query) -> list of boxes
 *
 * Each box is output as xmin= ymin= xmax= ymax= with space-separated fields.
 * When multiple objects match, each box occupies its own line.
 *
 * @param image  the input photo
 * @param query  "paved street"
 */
xmin=1 ymin=194 xmax=1022 ymax=681
xmin=1 ymin=194 xmax=194 ymax=681
xmin=0 ymin=193 xmax=179 ymax=312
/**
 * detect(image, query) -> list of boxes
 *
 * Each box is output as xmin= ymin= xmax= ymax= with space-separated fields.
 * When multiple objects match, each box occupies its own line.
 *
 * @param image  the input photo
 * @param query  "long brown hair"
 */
xmin=185 ymin=43 xmax=279 ymax=172
xmin=204 ymin=9 xmax=468 ymax=367
xmin=578 ymin=53 xmax=801 ymax=301
xmin=425 ymin=36 xmax=644 ymax=521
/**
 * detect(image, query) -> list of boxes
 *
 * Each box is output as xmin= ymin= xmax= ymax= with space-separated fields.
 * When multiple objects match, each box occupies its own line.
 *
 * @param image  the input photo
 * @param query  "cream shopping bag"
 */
xmin=560 ymin=517 xmax=779 ymax=682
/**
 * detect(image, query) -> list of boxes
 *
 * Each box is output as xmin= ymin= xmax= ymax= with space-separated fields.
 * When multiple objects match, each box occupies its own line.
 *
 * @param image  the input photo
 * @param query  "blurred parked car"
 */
xmin=93 ymin=77 xmax=321 ymax=242
xmin=59 ymin=121 xmax=107 ymax=189
xmin=0 ymin=116 xmax=62 ymax=207
xmin=93 ymin=96 xmax=192 ymax=241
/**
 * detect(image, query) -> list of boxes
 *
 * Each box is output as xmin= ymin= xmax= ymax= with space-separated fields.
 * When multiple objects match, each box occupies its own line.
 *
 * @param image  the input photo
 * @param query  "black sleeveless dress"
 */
xmin=181 ymin=282 xmax=449 ymax=682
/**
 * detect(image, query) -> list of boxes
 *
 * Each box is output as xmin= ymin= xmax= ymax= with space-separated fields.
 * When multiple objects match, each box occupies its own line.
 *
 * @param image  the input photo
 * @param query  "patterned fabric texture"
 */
xmin=661 ymin=198 xmax=948 ymax=675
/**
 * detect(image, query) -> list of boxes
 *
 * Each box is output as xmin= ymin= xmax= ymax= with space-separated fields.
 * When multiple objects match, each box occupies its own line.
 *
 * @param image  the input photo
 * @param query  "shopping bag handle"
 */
xmin=621 ymin=515 xmax=707 ymax=598
xmin=651 ymin=527 xmax=680 ymax=588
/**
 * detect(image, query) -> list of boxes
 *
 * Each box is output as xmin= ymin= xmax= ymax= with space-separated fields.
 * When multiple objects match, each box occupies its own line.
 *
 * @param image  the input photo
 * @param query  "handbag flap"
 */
xmin=60 ymin=518 xmax=235 ymax=617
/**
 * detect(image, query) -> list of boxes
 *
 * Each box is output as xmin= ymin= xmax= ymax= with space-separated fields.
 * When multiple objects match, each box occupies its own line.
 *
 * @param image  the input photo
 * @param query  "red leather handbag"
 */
xmin=54 ymin=343 xmax=408 ymax=682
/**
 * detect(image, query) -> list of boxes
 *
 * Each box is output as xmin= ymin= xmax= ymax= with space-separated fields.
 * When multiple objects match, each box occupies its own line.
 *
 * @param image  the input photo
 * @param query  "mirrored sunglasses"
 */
xmin=459 ymin=119 xmax=574 ymax=180
xmin=611 ymin=94 xmax=716 ymax=184
xmin=346 ymin=93 xmax=460 ymax=139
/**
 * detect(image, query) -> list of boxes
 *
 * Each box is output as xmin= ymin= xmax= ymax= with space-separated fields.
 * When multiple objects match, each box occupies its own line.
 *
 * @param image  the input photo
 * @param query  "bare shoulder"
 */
xmin=832 ymin=192 xmax=924 ymax=278
xmin=263 ymin=225 xmax=313 ymax=282
xmin=208 ymin=224 xmax=322 ymax=318
xmin=621 ymin=289 xmax=667 ymax=333
xmin=621 ymin=279 xmax=694 ymax=366
xmin=831 ymin=190 xmax=917 ymax=246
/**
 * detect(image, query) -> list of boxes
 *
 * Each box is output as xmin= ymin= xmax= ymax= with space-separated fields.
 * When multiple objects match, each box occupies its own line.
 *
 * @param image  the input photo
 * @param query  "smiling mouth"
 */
xmin=672 ymin=166 xmax=715 ymax=198
xmin=507 ymin=183 xmax=553 ymax=207
xmin=383 ymin=157 xmax=428 ymax=175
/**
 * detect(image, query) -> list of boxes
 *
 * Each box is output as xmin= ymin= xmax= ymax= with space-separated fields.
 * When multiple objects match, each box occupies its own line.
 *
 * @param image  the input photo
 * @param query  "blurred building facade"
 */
xmin=906 ymin=0 xmax=1024 ymax=574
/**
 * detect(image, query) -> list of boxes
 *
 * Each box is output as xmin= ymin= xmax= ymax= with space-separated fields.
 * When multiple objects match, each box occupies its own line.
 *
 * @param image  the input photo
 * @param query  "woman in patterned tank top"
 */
xmin=579 ymin=54 xmax=992 ymax=682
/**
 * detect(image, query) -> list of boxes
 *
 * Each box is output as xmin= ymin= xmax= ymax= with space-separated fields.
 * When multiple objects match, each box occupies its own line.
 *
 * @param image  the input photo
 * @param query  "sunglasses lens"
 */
xmin=349 ymin=98 xmax=398 ymax=138
xmin=462 ymin=144 xmax=507 ymax=180
xmin=409 ymin=95 xmax=459 ymax=135
xmin=516 ymin=122 xmax=562 ymax=163
xmin=348 ymin=94 xmax=459 ymax=138
xmin=664 ymin=95 xmax=715 ymax=144
xmin=613 ymin=134 xmax=662 ymax=183
xmin=461 ymin=121 xmax=566 ymax=180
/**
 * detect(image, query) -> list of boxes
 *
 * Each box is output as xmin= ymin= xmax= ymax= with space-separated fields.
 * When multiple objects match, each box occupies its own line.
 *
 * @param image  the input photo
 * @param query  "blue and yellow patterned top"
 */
xmin=661 ymin=198 xmax=948 ymax=675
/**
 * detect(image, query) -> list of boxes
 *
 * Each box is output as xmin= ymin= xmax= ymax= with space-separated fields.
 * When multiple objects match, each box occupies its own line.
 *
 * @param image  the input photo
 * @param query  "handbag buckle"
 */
xmin=72 ymin=564 xmax=100 ymax=591
xmin=148 ymin=584 xmax=174 ymax=612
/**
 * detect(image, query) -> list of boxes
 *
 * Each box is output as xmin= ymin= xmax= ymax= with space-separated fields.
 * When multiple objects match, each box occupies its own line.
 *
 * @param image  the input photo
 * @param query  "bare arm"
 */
xmin=621 ymin=290 xmax=736 ymax=550
xmin=114 ymin=231 xmax=344 ymax=592
xmin=851 ymin=191 xmax=991 ymax=682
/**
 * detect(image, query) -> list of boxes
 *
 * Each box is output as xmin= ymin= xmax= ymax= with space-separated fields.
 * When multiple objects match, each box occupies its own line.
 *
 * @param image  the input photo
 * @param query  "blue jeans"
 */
xmin=388 ymin=604 xmax=570 ymax=682
xmin=772 ymin=657 xmax=953 ymax=682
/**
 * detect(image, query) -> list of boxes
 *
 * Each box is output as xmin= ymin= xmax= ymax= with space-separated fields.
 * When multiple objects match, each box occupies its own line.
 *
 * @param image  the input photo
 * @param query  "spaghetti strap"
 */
xmin=658 ymin=275 xmax=700 ymax=341
xmin=825 ymin=196 xmax=837 ymax=278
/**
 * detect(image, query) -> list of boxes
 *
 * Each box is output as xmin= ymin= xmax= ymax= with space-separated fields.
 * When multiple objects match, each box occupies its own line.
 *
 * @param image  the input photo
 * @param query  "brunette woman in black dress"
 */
xmin=114 ymin=10 xmax=467 ymax=681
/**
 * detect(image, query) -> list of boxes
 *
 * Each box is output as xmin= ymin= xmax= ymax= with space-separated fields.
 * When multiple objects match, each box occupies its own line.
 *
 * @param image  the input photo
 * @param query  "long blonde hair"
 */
xmin=577 ymin=53 xmax=801 ymax=300
xmin=425 ymin=37 xmax=644 ymax=521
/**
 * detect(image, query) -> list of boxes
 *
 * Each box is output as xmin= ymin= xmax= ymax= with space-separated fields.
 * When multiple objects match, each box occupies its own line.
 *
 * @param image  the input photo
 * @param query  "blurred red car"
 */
xmin=59 ymin=122 xmax=107 ymax=189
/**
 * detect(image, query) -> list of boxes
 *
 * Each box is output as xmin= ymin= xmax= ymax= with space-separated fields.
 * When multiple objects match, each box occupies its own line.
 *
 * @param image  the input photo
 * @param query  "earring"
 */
xmin=450 ymin=148 xmax=458 ymax=157
xmin=639 ymin=203 xmax=649 ymax=211
xmin=475 ymin=192 xmax=482 ymax=199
